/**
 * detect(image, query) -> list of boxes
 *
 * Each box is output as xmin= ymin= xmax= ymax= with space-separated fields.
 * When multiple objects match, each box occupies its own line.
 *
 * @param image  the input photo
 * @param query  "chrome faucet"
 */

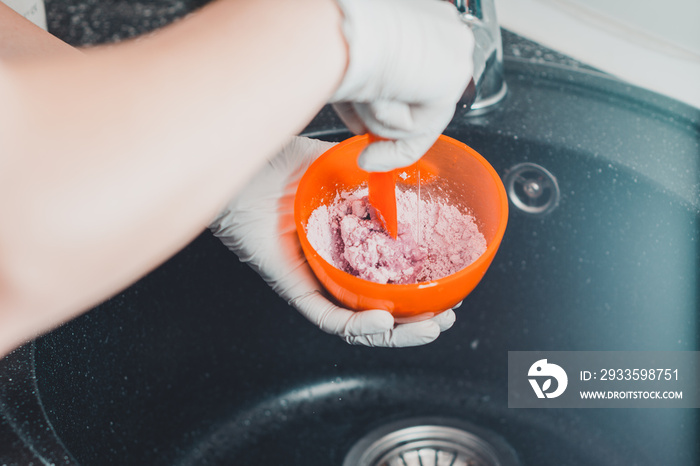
xmin=449 ymin=0 xmax=507 ymax=112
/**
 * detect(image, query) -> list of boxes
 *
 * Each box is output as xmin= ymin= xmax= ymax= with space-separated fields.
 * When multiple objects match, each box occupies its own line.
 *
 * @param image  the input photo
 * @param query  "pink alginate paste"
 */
xmin=305 ymin=187 xmax=487 ymax=284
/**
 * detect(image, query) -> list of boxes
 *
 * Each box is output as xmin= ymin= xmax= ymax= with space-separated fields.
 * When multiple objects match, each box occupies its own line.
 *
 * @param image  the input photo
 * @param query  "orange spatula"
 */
xmin=366 ymin=134 xmax=398 ymax=239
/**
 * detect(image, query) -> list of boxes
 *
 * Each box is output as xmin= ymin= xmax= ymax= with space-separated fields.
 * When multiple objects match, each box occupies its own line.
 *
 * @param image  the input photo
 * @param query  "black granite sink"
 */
xmin=1 ymin=49 xmax=698 ymax=465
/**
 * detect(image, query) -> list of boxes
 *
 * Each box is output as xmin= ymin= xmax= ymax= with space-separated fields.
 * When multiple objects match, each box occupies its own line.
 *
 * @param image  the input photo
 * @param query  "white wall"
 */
xmin=496 ymin=0 xmax=700 ymax=109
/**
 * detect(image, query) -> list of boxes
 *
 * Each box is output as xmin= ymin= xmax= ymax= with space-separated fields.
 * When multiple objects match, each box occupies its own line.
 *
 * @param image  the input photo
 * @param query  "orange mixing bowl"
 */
xmin=294 ymin=134 xmax=508 ymax=322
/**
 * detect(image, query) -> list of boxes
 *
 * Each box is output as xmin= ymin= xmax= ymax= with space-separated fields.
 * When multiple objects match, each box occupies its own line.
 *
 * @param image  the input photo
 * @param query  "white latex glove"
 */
xmin=209 ymin=136 xmax=457 ymax=347
xmin=331 ymin=0 xmax=474 ymax=172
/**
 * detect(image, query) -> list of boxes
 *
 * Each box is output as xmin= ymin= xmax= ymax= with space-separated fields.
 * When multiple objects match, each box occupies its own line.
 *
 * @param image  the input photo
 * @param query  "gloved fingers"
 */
xmin=345 ymin=309 xmax=456 ymax=347
xmin=332 ymin=102 xmax=368 ymax=136
xmin=432 ymin=309 xmax=456 ymax=332
xmin=358 ymin=94 xmax=461 ymax=172
xmin=290 ymin=290 xmax=394 ymax=336
xmin=357 ymin=100 xmax=414 ymax=134
xmin=346 ymin=100 xmax=450 ymax=141
xmin=342 ymin=309 xmax=396 ymax=336
xmin=334 ymin=101 xmax=418 ymax=140
xmin=358 ymin=131 xmax=440 ymax=172
xmin=345 ymin=318 xmax=441 ymax=348
xmin=269 ymin=136 xmax=338 ymax=175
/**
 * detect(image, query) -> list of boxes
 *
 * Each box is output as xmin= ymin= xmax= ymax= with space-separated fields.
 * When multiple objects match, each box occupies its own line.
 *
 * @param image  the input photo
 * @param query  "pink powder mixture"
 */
xmin=305 ymin=187 xmax=487 ymax=284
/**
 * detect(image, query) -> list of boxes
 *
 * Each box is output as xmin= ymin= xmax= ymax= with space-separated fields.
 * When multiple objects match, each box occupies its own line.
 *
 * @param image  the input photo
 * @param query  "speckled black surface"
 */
xmin=1 ymin=5 xmax=699 ymax=466
xmin=500 ymin=29 xmax=600 ymax=72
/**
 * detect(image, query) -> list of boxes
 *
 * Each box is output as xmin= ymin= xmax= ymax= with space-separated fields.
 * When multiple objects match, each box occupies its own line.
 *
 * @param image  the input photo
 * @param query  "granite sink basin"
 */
xmin=1 ymin=55 xmax=697 ymax=465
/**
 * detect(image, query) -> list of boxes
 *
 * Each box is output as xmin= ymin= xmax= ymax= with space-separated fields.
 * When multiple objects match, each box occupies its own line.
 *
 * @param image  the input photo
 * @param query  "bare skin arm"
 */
xmin=0 ymin=1 xmax=78 ymax=58
xmin=0 ymin=0 xmax=347 ymax=357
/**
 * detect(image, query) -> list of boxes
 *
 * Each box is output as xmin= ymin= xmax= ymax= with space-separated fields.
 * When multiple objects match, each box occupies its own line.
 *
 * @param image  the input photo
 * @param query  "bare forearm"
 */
xmin=0 ymin=0 xmax=347 ymax=356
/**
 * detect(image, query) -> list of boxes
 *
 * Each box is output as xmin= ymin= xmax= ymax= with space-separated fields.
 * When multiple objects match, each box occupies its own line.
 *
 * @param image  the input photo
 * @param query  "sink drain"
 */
xmin=504 ymin=162 xmax=560 ymax=215
xmin=343 ymin=417 xmax=519 ymax=466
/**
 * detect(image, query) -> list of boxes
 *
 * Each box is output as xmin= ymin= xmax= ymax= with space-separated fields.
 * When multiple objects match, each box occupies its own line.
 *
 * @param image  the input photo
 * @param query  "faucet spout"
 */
xmin=449 ymin=0 xmax=507 ymax=112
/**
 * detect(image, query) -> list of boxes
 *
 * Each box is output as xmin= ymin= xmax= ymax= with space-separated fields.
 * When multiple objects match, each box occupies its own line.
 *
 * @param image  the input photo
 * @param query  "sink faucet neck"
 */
xmin=448 ymin=0 xmax=507 ymax=112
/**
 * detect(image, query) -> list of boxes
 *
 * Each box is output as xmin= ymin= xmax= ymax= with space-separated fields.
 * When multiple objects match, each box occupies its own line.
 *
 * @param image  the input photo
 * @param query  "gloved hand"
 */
xmin=210 ymin=136 xmax=457 ymax=347
xmin=331 ymin=0 xmax=474 ymax=172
